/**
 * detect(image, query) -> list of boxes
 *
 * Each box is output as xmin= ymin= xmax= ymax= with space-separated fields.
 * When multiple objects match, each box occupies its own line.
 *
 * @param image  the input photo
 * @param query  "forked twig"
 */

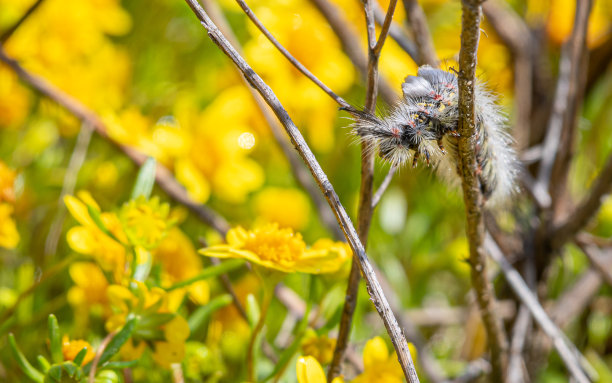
xmin=183 ymin=1 xmax=419 ymax=381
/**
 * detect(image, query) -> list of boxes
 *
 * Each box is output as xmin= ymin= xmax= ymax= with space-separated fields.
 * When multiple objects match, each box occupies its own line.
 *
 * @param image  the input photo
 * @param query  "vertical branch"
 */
xmin=535 ymin=0 xmax=593 ymax=209
xmin=183 ymin=2 xmax=419 ymax=382
xmin=327 ymin=0 xmax=398 ymax=379
xmin=402 ymin=0 xmax=438 ymax=66
xmin=456 ymin=0 xmax=508 ymax=380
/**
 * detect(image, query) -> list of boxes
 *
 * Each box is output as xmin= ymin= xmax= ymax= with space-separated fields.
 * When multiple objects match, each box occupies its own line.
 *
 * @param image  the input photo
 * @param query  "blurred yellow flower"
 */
xmin=254 ymin=187 xmax=311 ymax=230
xmin=65 ymin=192 xmax=127 ymax=282
xmin=352 ymin=336 xmax=412 ymax=383
xmin=296 ymin=356 xmax=344 ymax=383
xmin=119 ymin=196 xmax=172 ymax=250
xmin=301 ymin=330 xmax=337 ymax=366
xmin=62 ymin=335 xmax=96 ymax=365
xmin=0 ymin=67 xmax=30 ymax=129
xmin=200 ymin=223 xmax=350 ymax=274
xmin=0 ymin=203 xmax=19 ymax=249
xmin=154 ymin=228 xmax=209 ymax=305
xmin=0 ymin=161 xmax=16 ymax=204
xmin=152 ymin=340 xmax=185 ymax=369
xmin=68 ymin=262 xmax=109 ymax=316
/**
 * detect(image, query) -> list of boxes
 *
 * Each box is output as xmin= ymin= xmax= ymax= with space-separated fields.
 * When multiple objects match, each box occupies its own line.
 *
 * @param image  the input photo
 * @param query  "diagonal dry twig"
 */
xmin=0 ymin=47 xmax=231 ymax=236
xmin=456 ymin=0 xmax=508 ymax=380
xmin=200 ymin=0 xmax=344 ymax=240
xmin=183 ymin=1 xmax=419 ymax=381
xmin=307 ymin=0 xmax=399 ymax=105
xmin=402 ymin=0 xmax=438 ymax=66
xmin=551 ymin=152 xmax=612 ymax=248
xmin=0 ymin=0 xmax=45 ymax=43
xmin=485 ymin=234 xmax=592 ymax=383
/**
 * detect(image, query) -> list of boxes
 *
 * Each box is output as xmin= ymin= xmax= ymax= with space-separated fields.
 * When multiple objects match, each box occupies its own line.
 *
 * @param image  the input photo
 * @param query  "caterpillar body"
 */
xmin=350 ymin=65 xmax=518 ymax=205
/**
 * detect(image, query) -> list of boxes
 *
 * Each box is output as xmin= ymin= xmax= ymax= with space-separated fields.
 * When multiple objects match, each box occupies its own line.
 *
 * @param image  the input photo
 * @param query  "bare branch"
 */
xmin=482 ymin=0 xmax=532 ymax=149
xmin=535 ymin=0 xmax=593 ymax=199
xmin=183 ymin=2 xmax=419 ymax=381
xmin=373 ymin=4 xmax=419 ymax=61
xmin=575 ymin=237 xmax=612 ymax=287
xmin=0 ymin=0 xmax=45 ymax=43
xmin=233 ymin=0 xmax=351 ymax=109
xmin=456 ymin=1 xmax=508 ymax=379
xmin=372 ymin=166 xmax=397 ymax=208
xmin=485 ymin=234 xmax=592 ymax=383
xmin=0 ymin=47 xmax=231 ymax=236
xmin=307 ymin=0 xmax=399 ymax=104
xmin=402 ymin=0 xmax=438 ymax=66
xmin=552 ymin=152 xmax=612 ymax=248
xmin=200 ymin=0 xmax=344 ymax=240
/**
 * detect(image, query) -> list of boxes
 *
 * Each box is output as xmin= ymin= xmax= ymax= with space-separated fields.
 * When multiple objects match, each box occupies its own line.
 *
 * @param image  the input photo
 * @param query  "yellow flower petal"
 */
xmin=64 ymin=195 xmax=95 ymax=227
xmin=363 ymin=336 xmax=389 ymax=369
xmin=164 ymin=316 xmax=190 ymax=343
xmin=66 ymin=226 xmax=96 ymax=254
xmin=296 ymin=356 xmax=327 ymax=383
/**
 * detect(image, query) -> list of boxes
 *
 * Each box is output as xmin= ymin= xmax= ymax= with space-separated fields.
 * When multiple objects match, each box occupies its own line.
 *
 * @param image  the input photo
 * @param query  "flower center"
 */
xmin=243 ymin=224 xmax=306 ymax=265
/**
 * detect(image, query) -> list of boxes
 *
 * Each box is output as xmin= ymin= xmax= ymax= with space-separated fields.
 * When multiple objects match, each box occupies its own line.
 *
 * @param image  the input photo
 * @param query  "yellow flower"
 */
xmin=120 ymin=338 xmax=147 ymax=360
xmin=301 ymin=330 xmax=336 ymax=365
xmin=200 ymin=223 xmax=349 ymax=274
xmin=62 ymin=335 xmax=96 ymax=365
xmin=152 ymin=341 xmax=185 ymax=369
xmin=67 ymin=262 xmax=109 ymax=316
xmin=352 ymin=337 xmax=408 ymax=383
xmin=296 ymin=356 xmax=344 ymax=383
xmin=0 ymin=203 xmax=19 ymax=249
xmin=64 ymin=192 xmax=127 ymax=282
xmin=254 ymin=187 xmax=311 ymax=230
xmin=119 ymin=196 xmax=172 ymax=250
xmin=0 ymin=161 xmax=16 ymax=203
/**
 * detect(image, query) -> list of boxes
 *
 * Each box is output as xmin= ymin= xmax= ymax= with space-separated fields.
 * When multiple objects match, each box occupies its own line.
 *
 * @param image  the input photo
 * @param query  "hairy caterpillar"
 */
xmin=350 ymin=65 xmax=518 ymax=205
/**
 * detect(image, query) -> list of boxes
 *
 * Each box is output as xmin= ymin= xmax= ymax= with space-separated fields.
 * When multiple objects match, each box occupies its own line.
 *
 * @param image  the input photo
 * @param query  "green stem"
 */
xmin=247 ymin=286 xmax=273 ymax=383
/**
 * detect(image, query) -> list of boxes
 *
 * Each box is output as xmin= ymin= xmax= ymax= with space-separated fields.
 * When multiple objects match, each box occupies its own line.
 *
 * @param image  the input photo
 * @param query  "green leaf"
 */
xmin=131 ymin=157 xmax=156 ymax=200
xmin=100 ymin=360 xmax=138 ymax=370
xmin=132 ymin=247 xmax=153 ymax=283
xmin=86 ymin=204 xmax=119 ymax=242
xmin=47 ymin=365 xmax=62 ymax=382
xmin=188 ymin=294 xmax=232 ymax=333
xmin=166 ymin=259 xmax=245 ymax=291
xmin=137 ymin=312 xmax=175 ymax=329
xmin=37 ymin=355 xmax=50 ymax=373
xmin=72 ymin=347 xmax=88 ymax=366
xmin=245 ymin=294 xmax=260 ymax=329
xmin=48 ymin=315 xmax=63 ymax=364
xmin=8 ymin=334 xmax=44 ymax=383
xmin=83 ymin=318 xmax=138 ymax=374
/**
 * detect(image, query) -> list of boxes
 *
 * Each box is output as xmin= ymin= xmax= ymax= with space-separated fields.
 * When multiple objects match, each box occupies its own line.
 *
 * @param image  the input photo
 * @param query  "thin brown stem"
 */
xmin=456 ymin=1 xmax=508 ymax=380
xmin=247 ymin=286 xmax=273 ymax=382
xmin=551 ymin=152 xmax=612 ymax=248
xmin=200 ymin=0 xmax=344 ymax=240
xmin=535 ymin=0 xmax=593 ymax=207
xmin=88 ymin=330 xmax=117 ymax=383
xmin=0 ymin=47 xmax=231 ymax=236
xmin=485 ymin=234 xmax=591 ymax=383
xmin=182 ymin=2 xmax=419 ymax=381
xmin=233 ymin=0 xmax=350 ymax=109
xmin=0 ymin=0 xmax=45 ymax=43
xmin=307 ymin=0 xmax=399 ymax=105
xmin=372 ymin=166 xmax=397 ymax=208
xmin=402 ymin=0 xmax=438 ymax=66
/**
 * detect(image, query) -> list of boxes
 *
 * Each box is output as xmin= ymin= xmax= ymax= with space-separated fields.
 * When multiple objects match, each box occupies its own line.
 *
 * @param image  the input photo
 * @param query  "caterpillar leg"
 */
xmin=437 ymin=138 xmax=446 ymax=154
xmin=424 ymin=149 xmax=431 ymax=166
xmin=412 ymin=152 xmax=419 ymax=168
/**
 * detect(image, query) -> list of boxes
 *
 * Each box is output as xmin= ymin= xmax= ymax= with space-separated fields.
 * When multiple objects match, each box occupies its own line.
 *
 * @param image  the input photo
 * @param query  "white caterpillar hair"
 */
xmin=350 ymin=65 xmax=519 ymax=205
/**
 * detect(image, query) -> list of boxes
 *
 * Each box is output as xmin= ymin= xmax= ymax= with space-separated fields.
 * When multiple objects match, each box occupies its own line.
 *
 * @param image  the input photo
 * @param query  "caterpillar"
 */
xmin=350 ymin=65 xmax=518 ymax=205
